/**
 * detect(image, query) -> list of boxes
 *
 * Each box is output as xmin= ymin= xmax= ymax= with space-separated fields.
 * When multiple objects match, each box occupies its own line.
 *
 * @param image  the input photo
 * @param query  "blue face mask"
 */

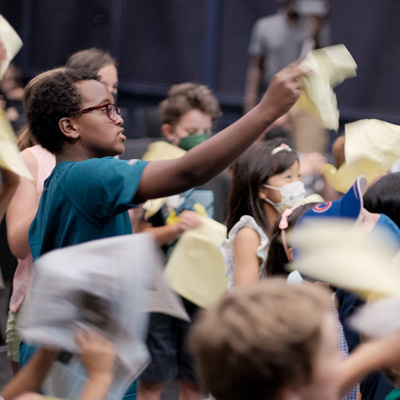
xmin=369 ymin=214 xmax=400 ymax=248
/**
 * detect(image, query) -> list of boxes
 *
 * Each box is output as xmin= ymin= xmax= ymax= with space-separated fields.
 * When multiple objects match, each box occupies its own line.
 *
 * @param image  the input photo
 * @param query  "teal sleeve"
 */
xmin=60 ymin=157 xmax=149 ymax=222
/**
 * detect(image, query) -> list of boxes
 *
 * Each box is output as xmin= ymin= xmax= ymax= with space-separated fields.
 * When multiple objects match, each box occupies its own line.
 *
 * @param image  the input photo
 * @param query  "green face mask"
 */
xmin=177 ymin=133 xmax=211 ymax=151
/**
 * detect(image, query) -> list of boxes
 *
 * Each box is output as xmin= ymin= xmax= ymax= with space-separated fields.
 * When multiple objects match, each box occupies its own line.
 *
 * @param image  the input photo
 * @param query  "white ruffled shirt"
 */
xmin=221 ymin=215 xmax=269 ymax=290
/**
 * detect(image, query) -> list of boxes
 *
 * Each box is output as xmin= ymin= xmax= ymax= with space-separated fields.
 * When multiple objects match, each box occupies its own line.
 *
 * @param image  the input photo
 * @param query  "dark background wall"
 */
xmin=1 ymin=0 xmax=400 ymax=139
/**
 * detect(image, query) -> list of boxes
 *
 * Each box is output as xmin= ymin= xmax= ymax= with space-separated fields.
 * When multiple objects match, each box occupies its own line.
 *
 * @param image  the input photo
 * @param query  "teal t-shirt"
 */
xmin=29 ymin=157 xmax=148 ymax=261
xmin=386 ymin=389 xmax=400 ymax=400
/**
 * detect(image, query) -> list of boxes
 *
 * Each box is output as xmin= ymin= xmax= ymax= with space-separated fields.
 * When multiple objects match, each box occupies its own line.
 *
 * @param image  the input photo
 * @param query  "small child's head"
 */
xmin=189 ymin=278 xmax=341 ymax=400
xmin=66 ymin=48 xmax=118 ymax=96
xmin=363 ymin=172 xmax=400 ymax=229
xmin=264 ymin=176 xmax=369 ymax=279
xmin=16 ymin=67 xmax=67 ymax=151
xmin=159 ymin=82 xmax=221 ymax=150
xmin=226 ymin=139 xmax=303 ymax=235
xmin=26 ymin=68 xmax=124 ymax=157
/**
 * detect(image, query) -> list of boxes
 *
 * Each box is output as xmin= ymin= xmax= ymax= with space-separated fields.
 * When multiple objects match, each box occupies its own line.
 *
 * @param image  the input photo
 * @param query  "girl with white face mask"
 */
xmin=222 ymin=139 xmax=306 ymax=289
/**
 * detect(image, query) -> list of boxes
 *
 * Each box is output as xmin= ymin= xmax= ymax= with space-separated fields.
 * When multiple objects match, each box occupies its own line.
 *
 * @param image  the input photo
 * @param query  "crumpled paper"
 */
xmin=295 ymin=44 xmax=357 ymax=131
xmin=322 ymin=119 xmax=400 ymax=193
xmin=0 ymin=108 xmax=32 ymax=179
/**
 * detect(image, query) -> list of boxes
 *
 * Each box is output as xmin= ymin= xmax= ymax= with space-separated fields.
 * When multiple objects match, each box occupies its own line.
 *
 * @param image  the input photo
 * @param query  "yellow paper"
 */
xmin=142 ymin=140 xmax=186 ymax=161
xmin=290 ymin=220 xmax=400 ymax=300
xmin=322 ymin=119 xmax=400 ymax=193
xmin=0 ymin=109 xmax=32 ymax=179
xmin=0 ymin=14 xmax=23 ymax=78
xmin=295 ymin=44 xmax=357 ymax=131
xmin=141 ymin=141 xmax=187 ymax=217
xmin=164 ymin=216 xmax=228 ymax=308
xmin=143 ymin=197 xmax=168 ymax=219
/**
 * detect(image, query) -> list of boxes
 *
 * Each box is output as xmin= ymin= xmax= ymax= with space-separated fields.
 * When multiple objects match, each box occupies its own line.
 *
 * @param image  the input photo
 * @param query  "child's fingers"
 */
xmin=75 ymin=330 xmax=114 ymax=351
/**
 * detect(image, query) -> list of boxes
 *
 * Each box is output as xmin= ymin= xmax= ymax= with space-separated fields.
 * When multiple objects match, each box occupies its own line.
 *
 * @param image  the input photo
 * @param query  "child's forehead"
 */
xmin=75 ymin=79 xmax=112 ymax=107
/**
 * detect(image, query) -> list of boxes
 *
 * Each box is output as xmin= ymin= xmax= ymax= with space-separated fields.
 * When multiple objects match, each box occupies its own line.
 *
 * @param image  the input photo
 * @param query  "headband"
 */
xmin=271 ymin=143 xmax=292 ymax=155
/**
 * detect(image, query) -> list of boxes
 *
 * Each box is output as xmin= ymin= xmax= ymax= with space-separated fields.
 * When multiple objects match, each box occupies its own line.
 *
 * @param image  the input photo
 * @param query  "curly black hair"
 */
xmin=26 ymin=68 xmax=100 ymax=154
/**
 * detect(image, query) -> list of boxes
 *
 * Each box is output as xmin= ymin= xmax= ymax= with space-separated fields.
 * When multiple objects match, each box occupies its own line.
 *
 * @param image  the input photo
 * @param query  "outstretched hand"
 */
xmin=260 ymin=60 xmax=306 ymax=121
xmin=176 ymin=210 xmax=202 ymax=234
xmin=0 ymin=37 xmax=7 ymax=65
xmin=75 ymin=330 xmax=116 ymax=382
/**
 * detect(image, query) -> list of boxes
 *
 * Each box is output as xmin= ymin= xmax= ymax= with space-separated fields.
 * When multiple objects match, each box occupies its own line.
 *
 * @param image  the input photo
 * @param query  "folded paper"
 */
xmin=164 ymin=216 xmax=229 ymax=308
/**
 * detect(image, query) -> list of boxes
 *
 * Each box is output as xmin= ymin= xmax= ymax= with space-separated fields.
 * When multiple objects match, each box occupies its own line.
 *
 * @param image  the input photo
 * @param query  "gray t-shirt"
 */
xmin=248 ymin=9 xmax=330 ymax=85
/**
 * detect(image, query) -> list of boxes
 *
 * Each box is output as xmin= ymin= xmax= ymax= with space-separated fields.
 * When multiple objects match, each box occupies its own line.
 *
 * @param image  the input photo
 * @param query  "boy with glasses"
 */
xmin=27 ymin=65 xmax=304 ymax=263
xmin=25 ymin=65 xmax=304 ymax=397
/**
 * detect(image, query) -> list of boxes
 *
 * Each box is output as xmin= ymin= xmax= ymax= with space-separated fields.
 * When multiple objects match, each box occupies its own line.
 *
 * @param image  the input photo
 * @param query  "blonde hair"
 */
xmin=65 ymin=48 xmax=116 ymax=72
xmin=189 ymin=278 xmax=331 ymax=400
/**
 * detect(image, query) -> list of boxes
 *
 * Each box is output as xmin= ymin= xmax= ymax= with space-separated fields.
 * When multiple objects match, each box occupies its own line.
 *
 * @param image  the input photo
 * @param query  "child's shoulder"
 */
xmin=229 ymin=215 xmax=266 ymax=239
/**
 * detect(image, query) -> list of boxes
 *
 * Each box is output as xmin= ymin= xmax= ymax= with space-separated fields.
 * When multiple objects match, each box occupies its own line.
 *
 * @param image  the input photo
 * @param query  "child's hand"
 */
xmin=261 ymin=61 xmax=306 ymax=121
xmin=0 ymin=37 xmax=6 ymax=65
xmin=75 ymin=330 xmax=116 ymax=382
xmin=176 ymin=210 xmax=202 ymax=234
xmin=300 ymin=152 xmax=327 ymax=176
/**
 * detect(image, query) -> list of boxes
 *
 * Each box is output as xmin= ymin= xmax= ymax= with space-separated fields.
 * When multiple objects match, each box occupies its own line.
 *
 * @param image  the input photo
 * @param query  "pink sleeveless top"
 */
xmin=9 ymin=145 xmax=55 ymax=312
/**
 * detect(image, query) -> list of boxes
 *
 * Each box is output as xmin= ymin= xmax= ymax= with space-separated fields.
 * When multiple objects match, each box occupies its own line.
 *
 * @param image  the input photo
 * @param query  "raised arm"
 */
xmin=233 ymin=227 xmax=262 ymax=287
xmin=136 ymin=63 xmax=305 ymax=202
xmin=76 ymin=331 xmax=116 ymax=400
xmin=339 ymin=330 xmax=400 ymax=397
xmin=6 ymin=149 xmax=39 ymax=259
xmin=0 ymin=168 xmax=19 ymax=222
xmin=0 ymin=348 xmax=58 ymax=400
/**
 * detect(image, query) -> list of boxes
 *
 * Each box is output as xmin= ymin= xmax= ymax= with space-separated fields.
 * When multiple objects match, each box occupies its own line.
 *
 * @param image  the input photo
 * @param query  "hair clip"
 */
xmin=271 ymin=143 xmax=292 ymax=155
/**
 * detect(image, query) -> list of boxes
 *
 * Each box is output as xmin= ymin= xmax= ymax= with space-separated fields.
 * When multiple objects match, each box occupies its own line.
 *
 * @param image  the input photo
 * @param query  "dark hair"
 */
xmin=159 ymin=82 xmax=222 ymax=126
xmin=264 ymin=126 xmax=294 ymax=148
xmin=65 ymin=48 xmax=117 ymax=72
xmin=363 ymin=173 xmax=400 ymax=228
xmin=263 ymin=203 xmax=317 ymax=278
xmin=26 ymin=68 xmax=100 ymax=154
xmin=226 ymin=139 xmax=299 ymax=238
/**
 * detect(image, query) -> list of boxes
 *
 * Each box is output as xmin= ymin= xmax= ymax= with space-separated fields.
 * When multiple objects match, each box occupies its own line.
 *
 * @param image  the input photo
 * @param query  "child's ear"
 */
xmin=287 ymin=247 xmax=294 ymax=262
xmin=161 ymin=123 xmax=176 ymax=144
xmin=59 ymin=117 xmax=80 ymax=139
xmin=259 ymin=186 xmax=268 ymax=200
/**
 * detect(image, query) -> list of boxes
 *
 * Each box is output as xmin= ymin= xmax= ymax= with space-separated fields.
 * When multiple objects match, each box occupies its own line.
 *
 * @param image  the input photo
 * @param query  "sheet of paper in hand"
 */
xmin=19 ymin=233 xmax=186 ymax=400
xmin=295 ymin=44 xmax=357 ymax=131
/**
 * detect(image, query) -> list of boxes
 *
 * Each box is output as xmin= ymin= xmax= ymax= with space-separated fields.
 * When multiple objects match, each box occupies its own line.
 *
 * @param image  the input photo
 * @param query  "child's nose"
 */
xmin=115 ymin=112 xmax=124 ymax=125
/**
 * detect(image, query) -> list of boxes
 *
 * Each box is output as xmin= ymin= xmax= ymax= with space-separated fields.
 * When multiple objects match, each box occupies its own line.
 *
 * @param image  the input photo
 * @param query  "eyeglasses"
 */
xmin=79 ymin=103 xmax=121 ymax=123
